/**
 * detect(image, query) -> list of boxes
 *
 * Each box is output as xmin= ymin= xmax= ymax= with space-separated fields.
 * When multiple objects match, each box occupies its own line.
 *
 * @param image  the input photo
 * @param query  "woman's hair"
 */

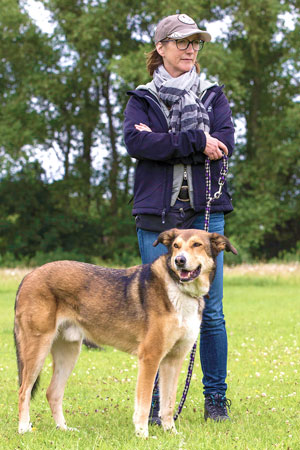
xmin=146 ymin=47 xmax=200 ymax=76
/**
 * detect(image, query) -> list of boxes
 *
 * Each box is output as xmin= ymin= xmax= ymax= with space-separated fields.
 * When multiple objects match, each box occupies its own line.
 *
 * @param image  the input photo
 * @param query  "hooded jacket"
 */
xmin=123 ymin=83 xmax=234 ymax=222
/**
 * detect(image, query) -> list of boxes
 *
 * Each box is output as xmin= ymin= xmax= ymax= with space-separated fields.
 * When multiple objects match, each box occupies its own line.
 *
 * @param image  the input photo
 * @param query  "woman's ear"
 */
xmin=156 ymin=42 xmax=165 ymax=57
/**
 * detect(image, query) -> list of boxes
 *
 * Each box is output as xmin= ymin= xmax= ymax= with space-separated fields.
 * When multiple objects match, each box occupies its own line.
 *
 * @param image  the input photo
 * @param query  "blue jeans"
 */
xmin=137 ymin=212 xmax=227 ymax=396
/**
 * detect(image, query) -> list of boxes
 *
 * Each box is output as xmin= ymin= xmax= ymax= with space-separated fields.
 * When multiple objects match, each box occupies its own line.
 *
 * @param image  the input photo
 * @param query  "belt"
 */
xmin=177 ymin=185 xmax=190 ymax=202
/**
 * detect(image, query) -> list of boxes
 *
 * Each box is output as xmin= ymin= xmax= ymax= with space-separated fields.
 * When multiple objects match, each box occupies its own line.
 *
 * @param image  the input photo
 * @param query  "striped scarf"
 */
xmin=153 ymin=65 xmax=210 ymax=133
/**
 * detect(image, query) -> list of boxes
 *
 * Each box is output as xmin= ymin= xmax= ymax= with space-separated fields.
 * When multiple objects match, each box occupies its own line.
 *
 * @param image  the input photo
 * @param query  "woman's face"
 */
xmin=156 ymin=34 xmax=199 ymax=78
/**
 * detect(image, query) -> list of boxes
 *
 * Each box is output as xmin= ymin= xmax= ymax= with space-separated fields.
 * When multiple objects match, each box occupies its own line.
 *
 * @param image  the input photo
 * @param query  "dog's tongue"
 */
xmin=179 ymin=267 xmax=201 ymax=282
xmin=180 ymin=270 xmax=192 ymax=279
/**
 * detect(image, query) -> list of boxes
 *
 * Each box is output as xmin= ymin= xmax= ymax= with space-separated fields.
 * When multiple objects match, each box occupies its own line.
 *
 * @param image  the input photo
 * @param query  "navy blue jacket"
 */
xmin=123 ymin=85 xmax=234 ymax=219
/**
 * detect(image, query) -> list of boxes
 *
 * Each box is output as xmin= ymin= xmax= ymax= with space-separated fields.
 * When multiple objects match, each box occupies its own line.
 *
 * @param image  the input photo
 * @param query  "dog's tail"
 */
xmin=14 ymin=277 xmax=40 ymax=399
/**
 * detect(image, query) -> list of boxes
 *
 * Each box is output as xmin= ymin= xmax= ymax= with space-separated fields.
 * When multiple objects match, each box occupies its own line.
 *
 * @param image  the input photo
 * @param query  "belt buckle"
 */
xmin=178 ymin=186 xmax=190 ymax=202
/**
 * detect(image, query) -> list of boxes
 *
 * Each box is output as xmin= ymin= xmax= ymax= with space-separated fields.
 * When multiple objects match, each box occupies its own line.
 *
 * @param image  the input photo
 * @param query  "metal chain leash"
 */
xmin=204 ymin=154 xmax=229 ymax=232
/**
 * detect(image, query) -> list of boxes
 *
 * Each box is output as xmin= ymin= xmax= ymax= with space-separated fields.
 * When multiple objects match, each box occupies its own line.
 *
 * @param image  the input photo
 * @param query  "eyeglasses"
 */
xmin=161 ymin=38 xmax=205 ymax=51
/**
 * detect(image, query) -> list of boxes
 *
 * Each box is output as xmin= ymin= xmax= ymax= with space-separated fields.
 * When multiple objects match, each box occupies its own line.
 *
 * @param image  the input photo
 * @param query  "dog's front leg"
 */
xmin=159 ymin=353 xmax=186 ymax=434
xmin=134 ymin=353 xmax=160 ymax=438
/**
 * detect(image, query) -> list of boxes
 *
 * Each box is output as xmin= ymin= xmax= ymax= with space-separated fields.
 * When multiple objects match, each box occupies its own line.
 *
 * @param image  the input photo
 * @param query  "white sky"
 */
xmin=24 ymin=0 xmax=55 ymax=34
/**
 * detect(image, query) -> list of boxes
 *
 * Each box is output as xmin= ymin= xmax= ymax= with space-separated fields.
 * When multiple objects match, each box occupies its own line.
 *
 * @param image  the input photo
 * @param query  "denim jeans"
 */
xmin=137 ymin=212 xmax=227 ymax=396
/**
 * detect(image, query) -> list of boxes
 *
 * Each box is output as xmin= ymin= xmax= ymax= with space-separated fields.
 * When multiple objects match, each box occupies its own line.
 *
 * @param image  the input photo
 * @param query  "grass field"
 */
xmin=0 ymin=264 xmax=299 ymax=449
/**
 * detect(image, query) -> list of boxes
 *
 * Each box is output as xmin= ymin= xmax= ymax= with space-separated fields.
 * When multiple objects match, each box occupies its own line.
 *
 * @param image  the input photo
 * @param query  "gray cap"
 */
xmin=154 ymin=14 xmax=211 ymax=44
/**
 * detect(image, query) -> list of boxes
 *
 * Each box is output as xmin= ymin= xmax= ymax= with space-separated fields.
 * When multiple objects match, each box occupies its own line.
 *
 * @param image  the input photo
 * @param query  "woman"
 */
xmin=123 ymin=13 xmax=234 ymax=423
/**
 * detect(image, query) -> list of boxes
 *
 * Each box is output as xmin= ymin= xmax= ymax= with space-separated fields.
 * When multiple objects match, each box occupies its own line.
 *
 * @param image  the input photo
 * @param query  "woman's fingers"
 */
xmin=204 ymin=132 xmax=228 ymax=159
xmin=135 ymin=123 xmax=152 ymax=132
xmin=217 ymin=140 xmax=228 ymax=155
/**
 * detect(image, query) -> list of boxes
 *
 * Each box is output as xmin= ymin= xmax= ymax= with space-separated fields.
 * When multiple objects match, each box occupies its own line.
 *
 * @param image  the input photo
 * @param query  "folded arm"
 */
xmin=123 ymin=91 xmax=234 ymax=164
xmin=123 ymin=96 xmax=207 ymax=163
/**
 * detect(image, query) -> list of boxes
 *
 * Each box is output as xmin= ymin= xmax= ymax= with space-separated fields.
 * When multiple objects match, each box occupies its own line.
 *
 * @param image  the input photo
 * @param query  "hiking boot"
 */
xmin=204 ymin=393 xmax=231 ymax=422
xmin=148 ymin=380 xmax=161 ymax=426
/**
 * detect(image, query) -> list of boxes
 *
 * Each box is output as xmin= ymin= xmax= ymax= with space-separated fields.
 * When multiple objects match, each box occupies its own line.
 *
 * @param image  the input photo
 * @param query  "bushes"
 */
xmin=0 ymin=161 xmax=299 ymax=268
xmin=0 ymin=162 xmax=139 ymax=266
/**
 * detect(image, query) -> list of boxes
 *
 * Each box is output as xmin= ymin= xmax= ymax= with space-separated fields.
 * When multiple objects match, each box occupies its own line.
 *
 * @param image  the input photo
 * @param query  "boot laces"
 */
xmin=207 ymin=394 xmax=231 ymax=415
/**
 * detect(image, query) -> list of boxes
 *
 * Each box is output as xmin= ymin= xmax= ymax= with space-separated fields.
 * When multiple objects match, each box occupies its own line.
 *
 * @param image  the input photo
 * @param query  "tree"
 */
xmin=1 ymin=0 xmax=299 ymax=263
xmin=0 ymin=0 xmax=56 ymax=166
xmin=198 ymin=0 xmax=300 ymax=258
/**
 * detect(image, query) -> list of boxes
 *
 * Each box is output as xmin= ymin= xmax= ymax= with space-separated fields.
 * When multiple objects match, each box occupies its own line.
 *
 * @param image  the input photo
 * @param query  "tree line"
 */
xmin=0 ymin=0 xmax=299 ymax=266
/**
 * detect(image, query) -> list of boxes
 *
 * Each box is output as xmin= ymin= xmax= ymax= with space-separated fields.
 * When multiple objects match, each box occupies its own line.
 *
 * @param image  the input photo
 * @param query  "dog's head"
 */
xmin=153 ymin=228 xmax=237 ymax=294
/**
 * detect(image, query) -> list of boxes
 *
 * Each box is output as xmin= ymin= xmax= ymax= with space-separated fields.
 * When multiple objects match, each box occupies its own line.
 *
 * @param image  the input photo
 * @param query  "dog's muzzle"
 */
xmin=175 ymin=256 xmax=201 ymax=283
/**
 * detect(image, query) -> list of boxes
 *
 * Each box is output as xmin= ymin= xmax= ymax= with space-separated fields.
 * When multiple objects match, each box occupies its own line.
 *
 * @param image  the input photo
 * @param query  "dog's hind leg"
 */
xmin=46 ymin=334 xmax=82 ymax=430
xmin=17 ymin=333 xmax=54 ymax=433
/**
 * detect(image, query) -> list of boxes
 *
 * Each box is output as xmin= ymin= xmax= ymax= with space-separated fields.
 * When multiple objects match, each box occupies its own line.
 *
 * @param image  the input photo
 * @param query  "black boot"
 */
xmin=204 ymin=393 xmax=231 ymax=421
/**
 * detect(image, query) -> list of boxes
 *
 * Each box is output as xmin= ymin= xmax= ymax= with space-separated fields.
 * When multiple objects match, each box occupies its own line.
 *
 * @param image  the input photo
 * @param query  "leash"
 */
xmin=172 ymin=154 xmax=229 ymax=421
xmin=204 ymin=154 xmax=229 ymax=233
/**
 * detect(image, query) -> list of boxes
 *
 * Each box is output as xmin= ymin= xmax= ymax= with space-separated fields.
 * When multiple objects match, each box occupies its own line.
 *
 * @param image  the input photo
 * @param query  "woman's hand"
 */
xmin=135 ymin=123 xmax=152 ymax=132
xmin=204 ymin=132 xmax=228 ymax=160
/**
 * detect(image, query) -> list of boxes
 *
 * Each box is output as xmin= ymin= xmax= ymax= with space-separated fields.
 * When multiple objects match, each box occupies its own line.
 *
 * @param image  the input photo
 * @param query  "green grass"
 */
xmin=0 ymin=265 xmax=299 ymax=449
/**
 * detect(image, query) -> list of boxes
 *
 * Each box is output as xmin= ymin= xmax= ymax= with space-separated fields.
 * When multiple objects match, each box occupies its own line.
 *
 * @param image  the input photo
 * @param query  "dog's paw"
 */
xmin=135 ymin=425 xmax=149 ymax=438
xmin=162 ymin=421 xmax=177 ymax=434
xmin=66 ymin=427 xmax=79 ymax=432
xmin=18 ymin=422 xmax=32 ymax=433
xmin=56 ymin=424 xmax=79 ymax=432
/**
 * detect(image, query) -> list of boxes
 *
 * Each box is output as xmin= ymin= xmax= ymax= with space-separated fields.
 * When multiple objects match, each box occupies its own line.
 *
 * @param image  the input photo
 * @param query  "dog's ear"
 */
xmin=153 ymin=228 xmax=179 ymax=248
xmin=210 ymin=233 xmax=238 ymax=256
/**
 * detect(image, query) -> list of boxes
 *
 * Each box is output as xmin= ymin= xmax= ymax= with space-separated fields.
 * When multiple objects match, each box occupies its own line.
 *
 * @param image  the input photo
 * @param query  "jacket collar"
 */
xmin=127 ymin=89 xmax=169 ymax=130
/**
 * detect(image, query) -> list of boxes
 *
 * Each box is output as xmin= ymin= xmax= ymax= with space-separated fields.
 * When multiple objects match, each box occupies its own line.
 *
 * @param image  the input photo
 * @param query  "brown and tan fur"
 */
xmin=14 ymin=229 xmax=237 ymax=437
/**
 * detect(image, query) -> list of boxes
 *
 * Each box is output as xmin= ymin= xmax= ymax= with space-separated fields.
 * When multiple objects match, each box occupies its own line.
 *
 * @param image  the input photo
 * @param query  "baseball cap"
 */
xmin=154 ymin=14 xmax=211 ymax=44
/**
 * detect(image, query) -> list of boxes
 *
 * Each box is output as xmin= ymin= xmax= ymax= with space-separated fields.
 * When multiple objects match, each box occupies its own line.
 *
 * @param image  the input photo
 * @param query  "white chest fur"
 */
xmin=167 ymin=281 xmax=202 ymax=345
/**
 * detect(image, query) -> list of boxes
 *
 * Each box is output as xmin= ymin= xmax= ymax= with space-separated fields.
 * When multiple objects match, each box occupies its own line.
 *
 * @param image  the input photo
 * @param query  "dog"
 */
xmin=14 ymin=228 xmax=237 ymax=437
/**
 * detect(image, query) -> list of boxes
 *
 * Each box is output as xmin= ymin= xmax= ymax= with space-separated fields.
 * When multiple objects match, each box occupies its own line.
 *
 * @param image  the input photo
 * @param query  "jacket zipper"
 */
xmin=183 ymin=165 xmax=188 ymax=182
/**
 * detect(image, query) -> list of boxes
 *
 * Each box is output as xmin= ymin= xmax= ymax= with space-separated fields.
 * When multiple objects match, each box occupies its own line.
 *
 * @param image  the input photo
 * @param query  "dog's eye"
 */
xmin=174 ymin=243 xmax=179 ymax=248
xmin=193 ymin=242 xmax=202 ymax=247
